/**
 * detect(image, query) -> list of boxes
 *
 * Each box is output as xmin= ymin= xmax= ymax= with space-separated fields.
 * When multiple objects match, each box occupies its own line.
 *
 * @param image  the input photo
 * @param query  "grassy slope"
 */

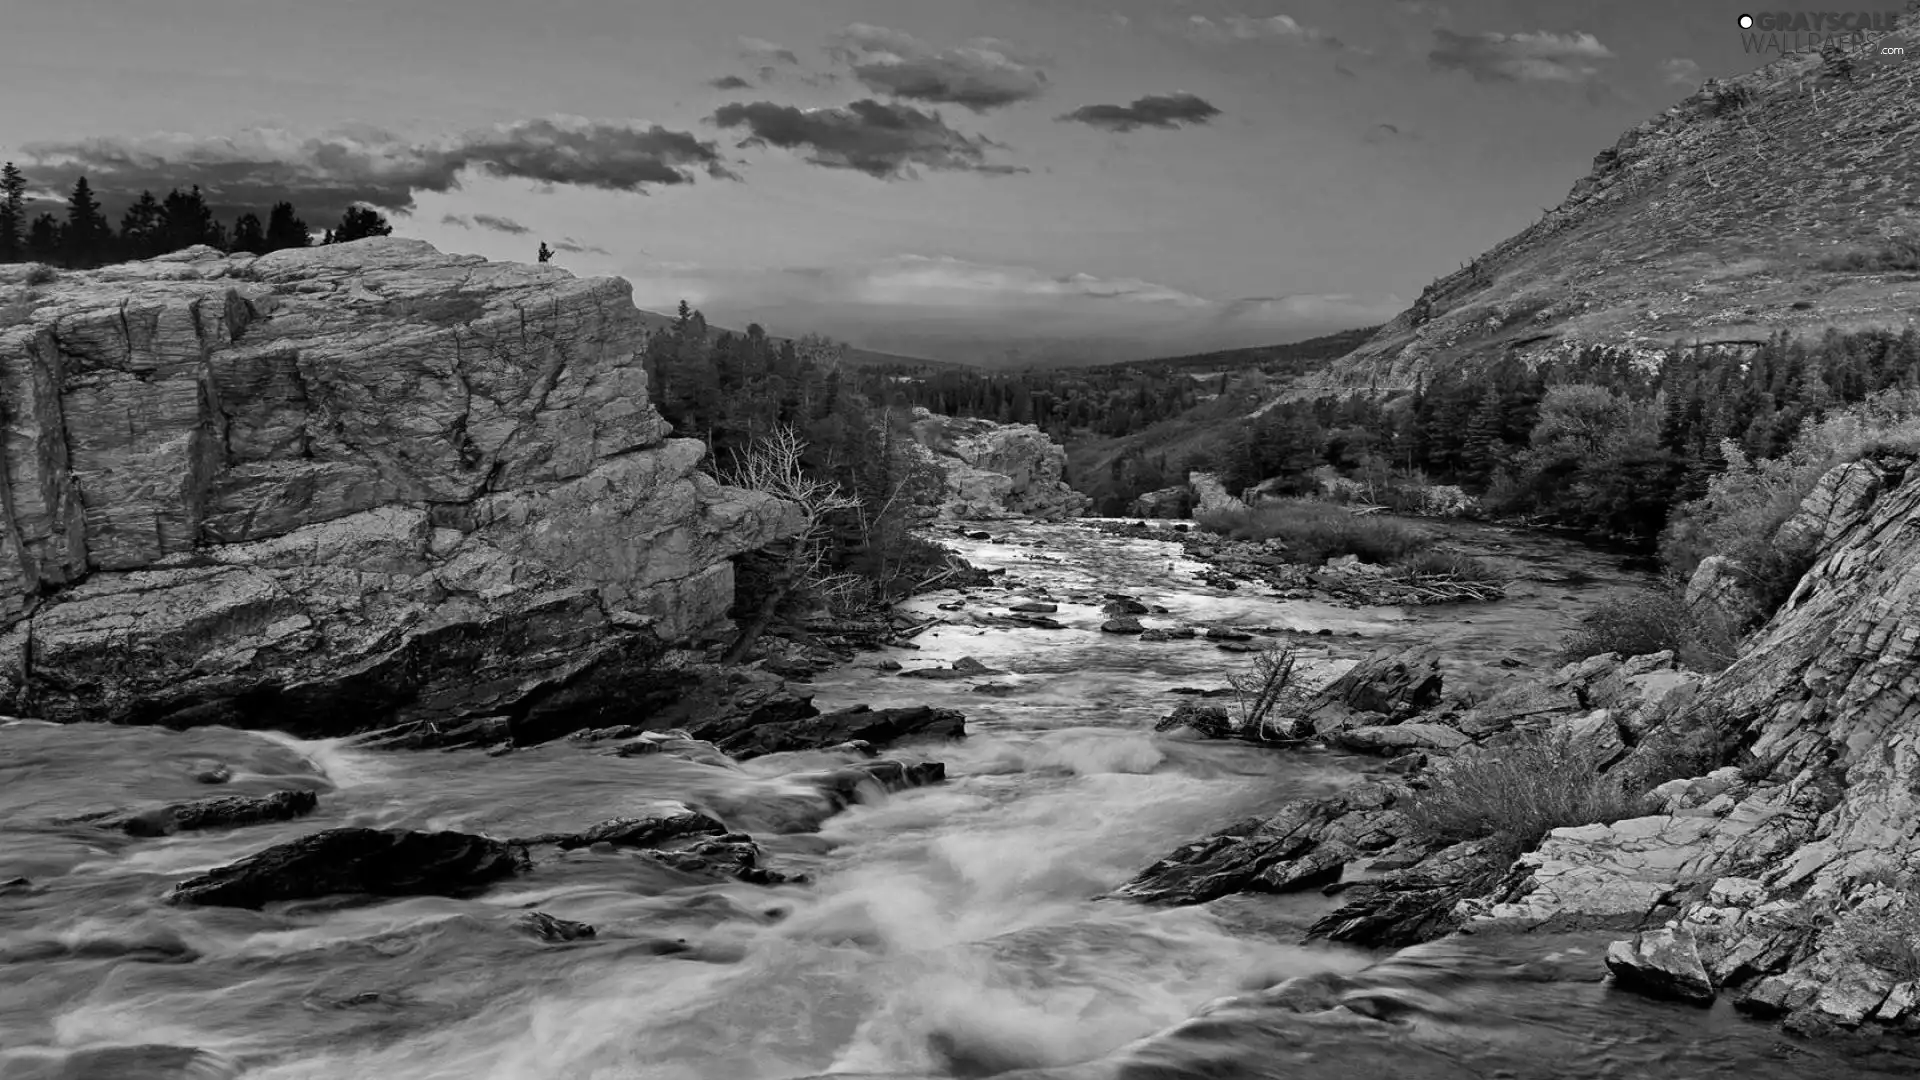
xmin=1325 ymin=23 xmax=1920 ymax=391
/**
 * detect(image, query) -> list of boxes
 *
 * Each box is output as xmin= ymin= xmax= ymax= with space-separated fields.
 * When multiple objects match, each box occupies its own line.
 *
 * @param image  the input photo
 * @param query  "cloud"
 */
xmin=1429 ymin=29 xmax=1614 ymax=85
xmin=739 ymin=37 xmax=800 ymax=65
xmin=1057 ymin=92 xmax=1221 ymax=132
xmin=1660 ymin=57 xmax=1705 ymax=86
xmin=1362 ymin=122 xmax=1416 ymax=144
xmin=1393 ymin=0 xmax=1452 ymax=21
xmin=470 ymin=213 xmax=529 ymax=234
xmin=710 ymin=75 xmax=754 ymax=90
xmin=1185 ymin=13 xmax=1349 ymax=50
xmin=710 ymin=99 xmax=1023 ymax=178
xmin=20 ymin=116 xmax=735 ymax=222
xmin=554 ymin=237 xmax=611 ymax=255
xmin=827 ymin=23 xmax=1048 ymax=111
xmin=1111 ymin=13 xmax=1132 ymax=30
xmin=441 ymin=214 xmax=470 ymax=226
xmin=630 ymin=254 xmax=1401 ymax=365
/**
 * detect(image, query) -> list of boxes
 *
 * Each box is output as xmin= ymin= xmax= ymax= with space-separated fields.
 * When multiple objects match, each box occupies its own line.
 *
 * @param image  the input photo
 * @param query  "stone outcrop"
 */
xmin=904 ymin=408 xmax=1090 ymax=520
xmin=0 ymin=240 xmax=800 ymax=735
xmin=1187 ymin=471 xmax=1247 ymax=517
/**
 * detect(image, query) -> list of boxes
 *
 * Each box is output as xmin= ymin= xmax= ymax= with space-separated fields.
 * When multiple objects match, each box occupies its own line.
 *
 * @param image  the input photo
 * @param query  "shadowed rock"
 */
xmin=715 ymin=704 xmax=965 ymax=759
xmin=166 ymin=827 xmax=529 ymax=909
xmin=536 ymin=803 xmax=728 ymax=851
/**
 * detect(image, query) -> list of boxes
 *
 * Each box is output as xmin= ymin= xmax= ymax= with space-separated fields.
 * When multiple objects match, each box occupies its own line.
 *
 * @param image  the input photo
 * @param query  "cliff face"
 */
xmin=1325 ymin=14 xmax=1920 ymax=389
xmin=1476 ymin=452 xmax=1920 ymax=1032
xmin=0 ymin=240 xmax=799 ymax=734
xmin=905 ymin=408 xmax=1091 ymax=520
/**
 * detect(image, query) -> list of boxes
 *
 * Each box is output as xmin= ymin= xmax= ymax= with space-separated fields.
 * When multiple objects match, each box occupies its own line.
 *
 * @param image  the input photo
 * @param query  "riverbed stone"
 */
xmin=1327 ymin=723 xmax=1470 ymax=754
xmin=1605 ymin=927 xmax=1715 ymax=1004
xmin=166 ymin=827 xmax=530 ymax=908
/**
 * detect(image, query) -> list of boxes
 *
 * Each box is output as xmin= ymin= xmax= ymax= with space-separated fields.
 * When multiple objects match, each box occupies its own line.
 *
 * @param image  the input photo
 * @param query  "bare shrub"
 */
xmin=1226 ymin=642 xmax=1307 ymax=738
xmin=1401 ymin=731 xmax=1654 ymax=861
xmin=23 ymin=264 xmax=57 ymax=286
xmin=716 ymin=426 xmax=861 ymax=661
xmin=1559 ymin=580 xmax=1740 ymax=673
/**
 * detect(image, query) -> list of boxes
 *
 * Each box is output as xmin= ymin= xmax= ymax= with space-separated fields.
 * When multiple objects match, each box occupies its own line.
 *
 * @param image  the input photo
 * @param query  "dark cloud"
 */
xmin=1429 ymin=29 xmax=1613 ymax=85
xmin=554 ymin=237 xmax=611 ymax=255
xmin=828 ymin=24 xmax=1047 ymax=111
xmin=442 ymin=213 xmax=470 ymax=226
xmin=710 ymin=75 xmax=754 ymax=90
xmin=1363 ymin=122 xmax=1416 ymax=144
xmin=710 ymin=99 xmax=1023 ymax=179
xmin=1057 ymin=92 xmax=1221 ymax=132
xmin=18 ymin=116 xmax=734 ymax=222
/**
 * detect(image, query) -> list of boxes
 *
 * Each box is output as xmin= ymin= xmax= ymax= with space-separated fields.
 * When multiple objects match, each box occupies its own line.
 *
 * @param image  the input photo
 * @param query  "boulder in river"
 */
xmin=1101 ymin=617 xmax=1145 ymax=635
xmin=1112 ymin=785 xmax=1406 ymax=905
xmin=715 ymin=704 xmax=966 ymax=760
xmin=1606 ymin=927 xmax=1716 ymax=1004
xmin=1303 ymin=646 xmax=1445 ymax=731
xmin=541 ymin=803 xmax=728 ymax=850
xmin=898 ymin=656 xmax=1005 ymax=680
xmin=1153 ymin=703 xmax=1232 ymax=739
xmin=516 ymin=911 xmax=597 ymax=943
xmin=166 ymin=828 xmax=530 ymax=909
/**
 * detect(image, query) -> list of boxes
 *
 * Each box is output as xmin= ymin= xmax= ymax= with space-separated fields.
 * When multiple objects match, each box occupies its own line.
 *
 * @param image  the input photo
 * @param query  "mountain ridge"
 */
xmin=1325 ymin=13 xmax=1920 ymax=390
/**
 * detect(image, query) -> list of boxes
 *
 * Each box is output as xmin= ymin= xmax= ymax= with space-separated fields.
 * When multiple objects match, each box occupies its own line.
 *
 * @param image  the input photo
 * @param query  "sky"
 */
xmin=0 ymin=0 xmax=1832 ymax=364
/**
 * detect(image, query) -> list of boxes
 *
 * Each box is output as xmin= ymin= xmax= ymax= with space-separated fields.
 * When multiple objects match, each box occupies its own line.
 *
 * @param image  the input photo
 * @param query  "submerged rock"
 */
xmin=87 ymin=789 xmax=320 ymax=837
xmin=166 ymin=827 xmax=530 ymax=908
xmin=516 ymin=911 xmax=597 ymax=943
xmin=1153 ymin=703 xmax=1232 ymax=739
xmin=898 ymin=656 xmax=1005 ymax=680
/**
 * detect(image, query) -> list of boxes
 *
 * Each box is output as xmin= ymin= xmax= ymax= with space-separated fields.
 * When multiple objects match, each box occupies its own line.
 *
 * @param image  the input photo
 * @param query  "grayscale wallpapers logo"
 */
xmin=1736 ymin=11 xmax=1909 ymax=56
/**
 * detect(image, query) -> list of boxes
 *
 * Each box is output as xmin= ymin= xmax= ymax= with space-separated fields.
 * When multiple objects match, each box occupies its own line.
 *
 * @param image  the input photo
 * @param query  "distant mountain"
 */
xmin=630 ymin=306 xmax=962 ymax=370
xmin=1326 ymin=21 xmax=1920 ymax=389
xmin=1087 ymin=326 xmax=1381 ymax=375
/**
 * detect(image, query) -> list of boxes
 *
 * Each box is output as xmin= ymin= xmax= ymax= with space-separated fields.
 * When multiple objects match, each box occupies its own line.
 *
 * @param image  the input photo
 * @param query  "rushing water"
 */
xmin=1 ymin=518 xmax=1913 ymax=1080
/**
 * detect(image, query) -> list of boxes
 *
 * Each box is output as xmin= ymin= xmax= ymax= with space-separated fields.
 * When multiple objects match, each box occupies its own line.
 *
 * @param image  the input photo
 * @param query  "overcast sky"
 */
xmin=2 ymin=0 xmax=1795 ymax=363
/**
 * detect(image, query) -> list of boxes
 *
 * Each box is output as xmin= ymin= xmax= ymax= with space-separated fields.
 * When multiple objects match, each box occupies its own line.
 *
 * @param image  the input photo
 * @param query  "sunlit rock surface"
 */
xmin=0 ymin=239 xmax=800 ymax=732
xmin=905 ymin=408 xmax=1090 ymax=520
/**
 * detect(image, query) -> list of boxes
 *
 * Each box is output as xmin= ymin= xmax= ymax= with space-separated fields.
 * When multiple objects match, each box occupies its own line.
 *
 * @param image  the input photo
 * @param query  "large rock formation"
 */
xmin=1465 ymin=453 xmax=1920 ymax=1033
xmin=0 ymin=240 xmax=800 ymax=735
xmin=905 ymin=408 xmax=1090 ymax=520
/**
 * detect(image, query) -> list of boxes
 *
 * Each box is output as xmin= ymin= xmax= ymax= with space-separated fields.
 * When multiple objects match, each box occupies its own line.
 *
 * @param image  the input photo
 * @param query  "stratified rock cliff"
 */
xmin=905 ymin=407 xmax=1091 ymax=520
xmin=0 ymin=239 xmax=800 ymax=735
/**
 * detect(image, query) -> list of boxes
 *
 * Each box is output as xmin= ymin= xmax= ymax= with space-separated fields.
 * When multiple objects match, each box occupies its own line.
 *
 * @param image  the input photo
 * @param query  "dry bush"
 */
xmin=1827 ymin=889 xmax=1920 ymax=982
xmin=1401 ymin=731 xmax=1653 ymax=861
xmin=1226 ymin=642 xmax=1307 ymax=738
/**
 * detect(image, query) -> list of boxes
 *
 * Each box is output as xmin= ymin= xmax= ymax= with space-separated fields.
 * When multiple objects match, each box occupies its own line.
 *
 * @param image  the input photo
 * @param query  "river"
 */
xmin=1 ymin=518 xmax=1913 ymax=1080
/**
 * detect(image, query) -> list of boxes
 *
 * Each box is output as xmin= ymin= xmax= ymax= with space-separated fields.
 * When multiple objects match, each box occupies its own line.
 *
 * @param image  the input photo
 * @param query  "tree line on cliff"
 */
xmin=0 ymin=164 xmax=394 ymax=267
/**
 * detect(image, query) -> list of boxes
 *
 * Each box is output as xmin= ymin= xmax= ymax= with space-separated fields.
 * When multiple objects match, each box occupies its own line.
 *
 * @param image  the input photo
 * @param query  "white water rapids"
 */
xmin=1 ymin=519 xmax=1912 ymax=1079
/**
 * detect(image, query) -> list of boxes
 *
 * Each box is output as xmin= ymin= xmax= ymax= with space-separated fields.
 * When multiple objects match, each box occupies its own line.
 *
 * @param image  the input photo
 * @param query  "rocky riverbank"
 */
xmin=1114 ymin=450 xmax=1920 ymax=1042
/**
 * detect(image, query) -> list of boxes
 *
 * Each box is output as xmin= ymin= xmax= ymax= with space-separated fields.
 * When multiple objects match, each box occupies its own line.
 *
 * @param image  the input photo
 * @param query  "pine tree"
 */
xmin=62 ymin=176 xmax=113 ymax=266
xmin=263 ymin=202 xmax=310 ymax=251
xmin=159 ymin=186 xmax=218 ymax=252
xmin=331 ymin=205 xmax=392 ymax=243
xmin=25 ymin=213 xmax=62 ymax=261
xmin=0 ymin=162 xmax=25 ymax=263
xmin=120 ymin=191 xmax=163 ymax=259
xmin=229 ymin=212 xmax=268 ymax=254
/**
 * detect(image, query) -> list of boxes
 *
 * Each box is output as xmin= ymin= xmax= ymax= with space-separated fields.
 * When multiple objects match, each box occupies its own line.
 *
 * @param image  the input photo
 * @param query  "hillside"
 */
xmin=1328 ymin=18 xmax=1920 ymax=389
